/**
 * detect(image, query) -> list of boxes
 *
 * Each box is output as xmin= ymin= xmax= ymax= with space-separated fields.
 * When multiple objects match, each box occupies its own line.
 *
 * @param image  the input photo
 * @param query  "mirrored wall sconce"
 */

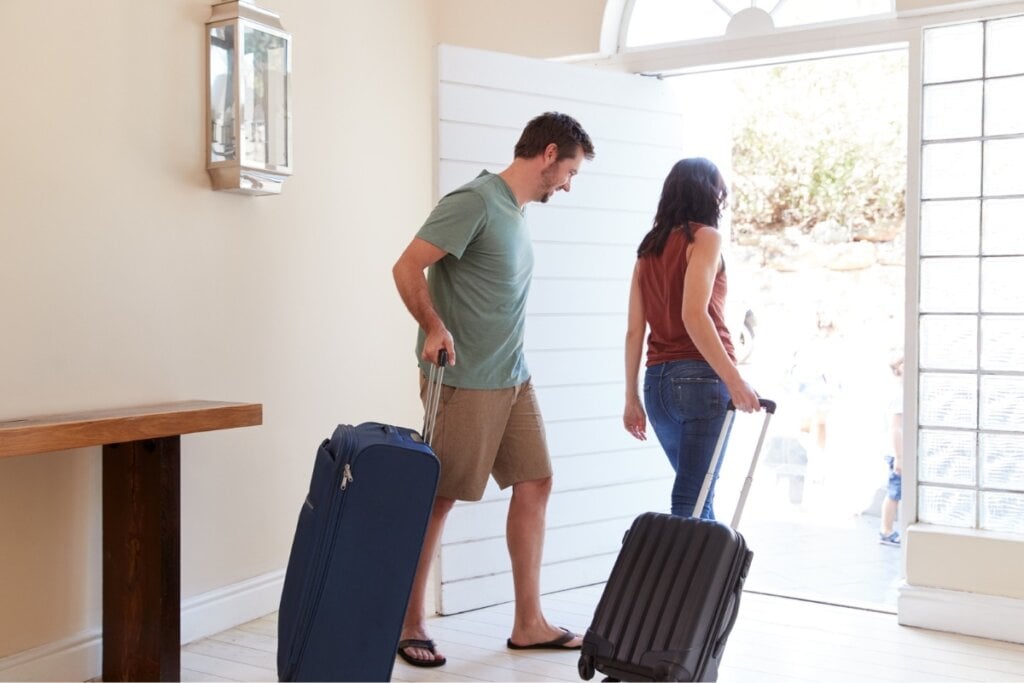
xmin=206 ymin=1 xmax=292 ymax=195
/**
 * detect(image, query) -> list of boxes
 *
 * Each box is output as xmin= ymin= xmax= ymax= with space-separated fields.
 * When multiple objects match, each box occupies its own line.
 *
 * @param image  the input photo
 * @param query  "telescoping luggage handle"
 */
xmin=694 ymin=398 xmax=776 ymax=529
xmin=421 ymin=349 xmax=448 ymax=446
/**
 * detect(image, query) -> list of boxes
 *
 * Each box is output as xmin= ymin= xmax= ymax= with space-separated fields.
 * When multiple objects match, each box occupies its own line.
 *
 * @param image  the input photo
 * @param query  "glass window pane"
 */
xmin=986 ymin=15 xmax=1024 ymax=78
xmin=924 ymin=23 xmax=984 ymax=84
xmin=982 ymin=199 xmax=1024 ymax=256
xmin=920 ymin=315 xmax=977 ymax=370
xmin=983 ymin=139 xmax=1024 ymax=196
xmin=982 ymin=257 xmax=1024 ymax=313
xmin=980 ymin=375 xmax=1024 ymax=432
xmin=918 ymin=485 xmax=976 ymax=527
xmin=922 ymin=82 xmax=982 ymax=140
xmin=984 ymin=76 xmax=1024 ymax=135
xmin=981 ymin=316 xmax=1024 ymax=371
xmin=916 ymin=15 xmax=1024 ymax=535
xmin=920 ymin=200 xmax=979 ymax=256
xmin=267 ymin=36 xmax=290 ymax=167
xmin=209 ymin=25 xmax=236 ymax=163
xmin=919 ymin=429 xmax=977 ymax=485
xmin=626 ymin=0 xmax=729 ymax=46
xmin=920 ymin=257 xmax=978 ymax=313
xmin=242 ymin=27 xmax=290 ymax=168
xmin=980 ymin=433 xmax=1024 ymax=490
xmin=981 ymin=492 xmax=1024 ymax=533
xmin=919 ymin=372 xmax=978 ymax=428
xmin=921 ymin=142 xmax=980 ymax=199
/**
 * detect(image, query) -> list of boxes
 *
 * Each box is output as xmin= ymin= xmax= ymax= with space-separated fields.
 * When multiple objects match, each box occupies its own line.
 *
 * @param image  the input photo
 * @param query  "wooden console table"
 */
xmin=0 ymin=400 xmax=263 ymax=682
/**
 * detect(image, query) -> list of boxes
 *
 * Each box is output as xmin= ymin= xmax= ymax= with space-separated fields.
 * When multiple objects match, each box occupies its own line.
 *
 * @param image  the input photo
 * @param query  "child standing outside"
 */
xmin=879 ymin=356 xmax=904 ymax=546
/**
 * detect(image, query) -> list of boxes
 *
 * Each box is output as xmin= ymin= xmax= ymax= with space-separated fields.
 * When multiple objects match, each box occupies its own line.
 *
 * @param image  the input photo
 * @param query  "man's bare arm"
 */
xmin=393 ymin=237 xmax=456 ymax=365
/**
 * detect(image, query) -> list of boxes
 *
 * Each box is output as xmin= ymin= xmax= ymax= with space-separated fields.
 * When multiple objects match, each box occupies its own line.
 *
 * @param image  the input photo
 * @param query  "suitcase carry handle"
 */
xmin=693 ymin=398 xmax=775 ymax=528
xmin=421 ymin=349 xmax=448 ymax=446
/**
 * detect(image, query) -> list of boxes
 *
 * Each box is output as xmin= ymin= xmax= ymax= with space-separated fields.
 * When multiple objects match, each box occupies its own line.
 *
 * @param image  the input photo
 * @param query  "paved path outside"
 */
xmin=742 ymin=511 xmax=901 ymax=612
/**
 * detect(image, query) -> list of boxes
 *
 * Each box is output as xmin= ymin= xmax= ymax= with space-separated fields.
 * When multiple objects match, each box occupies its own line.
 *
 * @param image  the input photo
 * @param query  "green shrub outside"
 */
xmin=729 ymin=52 xmax=908 ymax=240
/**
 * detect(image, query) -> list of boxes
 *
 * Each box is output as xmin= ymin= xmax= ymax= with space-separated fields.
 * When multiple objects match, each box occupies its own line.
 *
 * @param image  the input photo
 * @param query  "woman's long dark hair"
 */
xmin=637 ymin=158 xmax=727 ymax=258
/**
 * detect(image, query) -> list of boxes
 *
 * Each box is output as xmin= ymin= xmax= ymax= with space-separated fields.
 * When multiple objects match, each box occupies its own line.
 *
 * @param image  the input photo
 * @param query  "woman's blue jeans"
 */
xmin=644 ymin=360 xmax=732 ymax=519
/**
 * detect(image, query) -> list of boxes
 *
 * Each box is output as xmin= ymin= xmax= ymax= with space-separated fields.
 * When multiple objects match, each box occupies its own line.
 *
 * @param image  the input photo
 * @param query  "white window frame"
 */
xmin=616 ymin=0 xmax=897 ymax=52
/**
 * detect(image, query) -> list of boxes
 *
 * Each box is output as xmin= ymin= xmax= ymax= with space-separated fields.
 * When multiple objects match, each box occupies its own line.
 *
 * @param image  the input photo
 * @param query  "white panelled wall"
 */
xmin=434 ymin=45 xmax=732 ymax=614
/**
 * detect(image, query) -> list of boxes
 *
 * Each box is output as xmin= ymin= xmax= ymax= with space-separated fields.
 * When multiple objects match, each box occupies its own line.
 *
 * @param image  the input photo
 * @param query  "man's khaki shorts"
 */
xmin=419 ymin=376 xmax=552 ymax=502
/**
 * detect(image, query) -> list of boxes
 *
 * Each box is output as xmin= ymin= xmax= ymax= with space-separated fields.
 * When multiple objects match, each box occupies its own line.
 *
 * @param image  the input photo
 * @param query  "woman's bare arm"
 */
xmin=681 ymin=228 xmax=759 ymax=412
xmin=624 ymin=263 xmax=648 ymax=439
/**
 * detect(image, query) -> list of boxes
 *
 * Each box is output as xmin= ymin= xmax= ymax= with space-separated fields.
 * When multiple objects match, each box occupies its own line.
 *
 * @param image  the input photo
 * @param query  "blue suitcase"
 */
xmin=277 ymin=361 xmax=445 ymax=681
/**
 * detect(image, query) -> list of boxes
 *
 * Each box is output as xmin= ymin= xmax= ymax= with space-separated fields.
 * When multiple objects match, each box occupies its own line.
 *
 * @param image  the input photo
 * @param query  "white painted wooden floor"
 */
xmin=181 ymin=585 xmax=1024 ymax=682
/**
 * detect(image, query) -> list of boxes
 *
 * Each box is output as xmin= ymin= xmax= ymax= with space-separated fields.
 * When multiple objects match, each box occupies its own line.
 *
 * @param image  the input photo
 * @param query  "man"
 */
xmin=392 ymin=112 xmax=595 ymax=668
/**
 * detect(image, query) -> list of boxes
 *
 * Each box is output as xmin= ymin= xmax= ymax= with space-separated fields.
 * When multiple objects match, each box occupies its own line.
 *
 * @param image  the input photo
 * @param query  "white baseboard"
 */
xmin=0 ymin=630 xmax=101 ymax=683
xmin=899 ymin=583 xmax=1024 ymax=644
xmin=0 ymin=569 xmax=285 ymax=682
xmin=180 ymin=568 xmax=285 ymax=645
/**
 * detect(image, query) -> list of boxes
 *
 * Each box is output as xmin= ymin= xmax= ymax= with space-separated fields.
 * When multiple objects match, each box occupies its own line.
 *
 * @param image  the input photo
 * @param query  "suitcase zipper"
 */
xmin=287 ymin=427 xmax=357 ymax=678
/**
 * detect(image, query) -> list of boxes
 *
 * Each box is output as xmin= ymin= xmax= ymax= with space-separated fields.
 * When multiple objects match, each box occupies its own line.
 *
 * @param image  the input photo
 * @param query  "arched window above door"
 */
xmin=624 ymin=0 xmax=895 ymax=48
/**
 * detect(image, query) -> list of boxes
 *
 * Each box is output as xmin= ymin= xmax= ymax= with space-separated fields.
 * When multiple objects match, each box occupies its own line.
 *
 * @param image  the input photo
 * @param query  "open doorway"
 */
xmin=433 ymin=41 xmax=911 ymax=616
xmin=670 ymin=49 xmax=908 ymax=612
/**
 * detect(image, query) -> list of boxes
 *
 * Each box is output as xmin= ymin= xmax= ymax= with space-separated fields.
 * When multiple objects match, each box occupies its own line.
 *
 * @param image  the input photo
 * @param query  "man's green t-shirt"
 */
xmin=415 ymin=171 xmax=533 ymax=389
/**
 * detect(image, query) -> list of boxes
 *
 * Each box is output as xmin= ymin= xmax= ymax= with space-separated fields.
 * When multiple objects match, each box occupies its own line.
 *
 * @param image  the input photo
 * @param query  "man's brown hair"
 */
xmin=514 ymin=112 xmax=595 ymax=161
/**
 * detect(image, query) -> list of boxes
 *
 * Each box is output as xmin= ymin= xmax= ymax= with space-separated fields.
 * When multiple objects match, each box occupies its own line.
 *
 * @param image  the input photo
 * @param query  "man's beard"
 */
xmin=537 ymin=168 xmax=559 ymax=203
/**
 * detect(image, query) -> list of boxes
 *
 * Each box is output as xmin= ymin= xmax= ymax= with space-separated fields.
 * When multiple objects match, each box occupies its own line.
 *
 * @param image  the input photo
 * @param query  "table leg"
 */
xmin=103 ymin=437 xmax=181 ymax=682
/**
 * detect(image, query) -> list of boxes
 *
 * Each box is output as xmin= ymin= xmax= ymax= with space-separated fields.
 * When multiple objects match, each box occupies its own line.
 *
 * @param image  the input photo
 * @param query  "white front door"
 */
xmin=433 ymin=44 xmax=733 ymax=614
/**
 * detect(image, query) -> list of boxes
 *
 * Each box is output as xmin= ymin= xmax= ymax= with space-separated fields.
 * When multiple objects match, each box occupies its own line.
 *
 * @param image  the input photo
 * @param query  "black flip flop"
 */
xmin=396 ymin=638 xmax=447 ymax=668
xmin=506 ymin=627 xmax=581 ymax=651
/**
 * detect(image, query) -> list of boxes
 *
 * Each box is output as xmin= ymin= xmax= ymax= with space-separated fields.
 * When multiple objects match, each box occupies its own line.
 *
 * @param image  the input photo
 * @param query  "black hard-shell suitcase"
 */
xmin=277 ymin=358 xmax=447 ymax=682
xmin=579 ymin=399 xmax=776 ymax=682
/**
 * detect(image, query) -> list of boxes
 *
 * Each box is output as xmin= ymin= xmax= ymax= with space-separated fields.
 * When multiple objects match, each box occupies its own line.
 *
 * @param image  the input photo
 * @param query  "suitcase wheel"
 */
xmin=577 ymin=654 xmax=595 ymax=680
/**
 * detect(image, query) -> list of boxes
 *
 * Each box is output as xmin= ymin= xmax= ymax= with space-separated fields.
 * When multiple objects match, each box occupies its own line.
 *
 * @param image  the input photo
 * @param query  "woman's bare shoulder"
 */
xmin=690 ymin=223 xmax=721 ymax=245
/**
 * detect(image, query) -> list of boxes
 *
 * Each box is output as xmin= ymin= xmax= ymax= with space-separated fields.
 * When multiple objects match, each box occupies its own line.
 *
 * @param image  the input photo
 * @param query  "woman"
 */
xmin=624 ymin=158 xmax=760 ymax=519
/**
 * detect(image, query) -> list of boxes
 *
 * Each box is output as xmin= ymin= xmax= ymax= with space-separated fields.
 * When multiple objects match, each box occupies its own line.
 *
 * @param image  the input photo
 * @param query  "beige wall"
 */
xmin=437 ymin=0 xmax=606 ymax=58
xmin=0 ymin=0 xmax=439 ymax=658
